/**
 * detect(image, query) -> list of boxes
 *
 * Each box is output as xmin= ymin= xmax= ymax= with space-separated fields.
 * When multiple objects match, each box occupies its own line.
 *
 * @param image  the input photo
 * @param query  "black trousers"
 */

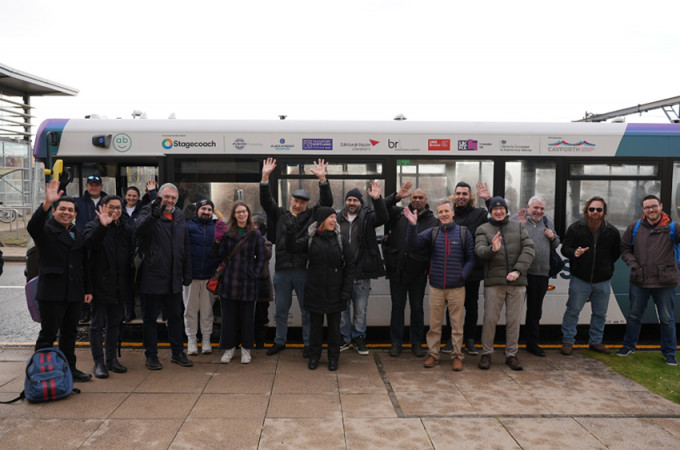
xmin=220 ymin=298 xmax=255 ymax=350
xmin=143 ymin=293 xmax=184 ymax=357
xmin=309 ymin=311 xmax=341 ymax=361
xmin=524 ymin=275 xmax=549 ymax=346
xmin=36 ymin=300 xmax=82 ymax=370
xmin=463 ymin=278 xmax=482 ymax=341
xmin=89 ymin=302 xmax=124 ymax=363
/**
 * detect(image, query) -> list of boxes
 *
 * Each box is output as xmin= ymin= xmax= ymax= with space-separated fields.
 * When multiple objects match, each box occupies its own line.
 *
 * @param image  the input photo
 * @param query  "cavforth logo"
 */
xmin=458 ymin=140 xmax=478 ymax=151
xmin=548 ymin=140 xmax=595 ymax=147
xmin=113 ymin=133 xmax=133 ymax=153
xmin=302 ymin=139 xmax=333 ymax=151
xmin=161 ymin=139 xmax=217 ymax=150
xmin=428 ymin=139 xmax=450 ymax=151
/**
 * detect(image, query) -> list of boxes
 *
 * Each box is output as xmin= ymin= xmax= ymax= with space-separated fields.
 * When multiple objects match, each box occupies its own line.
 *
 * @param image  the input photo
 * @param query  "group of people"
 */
xmin=28 ymin=161 xmax=678 ymax=383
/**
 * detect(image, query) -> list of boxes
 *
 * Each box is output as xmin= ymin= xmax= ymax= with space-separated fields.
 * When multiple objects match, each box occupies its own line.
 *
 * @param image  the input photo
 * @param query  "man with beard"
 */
xmin=184 ymin=199 xmax=221 ymax=355
xmin=475 ymin=197 xmax=535 ymax=371
xmin=383 ymin=181 xmax=439 ymax=357
xmin=560 ymin=196 xmax=621 ymax=356
xmin=447 ymin=181 xmax=491 ymax=354
xmin=618 ymin=195 xmax=679 ymax=366
xmin=338 ymin=183 xmax=389 ymax=355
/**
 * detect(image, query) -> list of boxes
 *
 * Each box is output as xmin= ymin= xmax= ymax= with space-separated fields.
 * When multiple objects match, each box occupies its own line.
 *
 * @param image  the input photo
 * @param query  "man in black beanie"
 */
xmin=338 ymin=183 xmax=389 ymax=355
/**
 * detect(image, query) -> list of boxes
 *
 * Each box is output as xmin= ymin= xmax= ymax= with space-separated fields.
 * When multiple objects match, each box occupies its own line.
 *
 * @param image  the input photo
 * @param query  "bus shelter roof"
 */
xmin=0 ymin=62 xmax=78 ymax=97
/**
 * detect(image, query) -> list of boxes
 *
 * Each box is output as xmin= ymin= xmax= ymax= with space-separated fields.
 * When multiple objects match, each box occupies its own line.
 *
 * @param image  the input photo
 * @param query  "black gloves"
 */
xmin=150 ymin=197 xmax=162 ymax=219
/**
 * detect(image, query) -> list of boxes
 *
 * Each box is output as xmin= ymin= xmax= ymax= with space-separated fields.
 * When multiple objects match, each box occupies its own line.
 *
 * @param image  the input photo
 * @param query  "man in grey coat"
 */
xmin=512 ymin=196 xmax=560 ymax=357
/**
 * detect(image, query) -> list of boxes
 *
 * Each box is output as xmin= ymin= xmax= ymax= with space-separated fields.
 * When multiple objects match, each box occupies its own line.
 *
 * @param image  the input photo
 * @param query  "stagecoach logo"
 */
xmin=546 ymin=137 xmax=596 ymax=153
xmin=428 ymin=139 xmax=450 ymax=151
xmin=457 ymin=139 xmax=478 ymax=151
xmin=161 ymin=139 xmax=217 ymax=150
xmin=113 ymin=133 xmax=132 ymax=153
xmin=302 ymin=138 xmax=333 ymax=151
xmin=271 ymin=138 xmax=295 ymax=150
xmin=233 ymin=138 xmax=246 ymax=150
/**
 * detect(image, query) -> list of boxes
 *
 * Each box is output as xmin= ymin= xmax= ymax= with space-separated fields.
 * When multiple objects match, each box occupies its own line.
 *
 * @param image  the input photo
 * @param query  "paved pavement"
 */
xmin=1 ymin=345 xmax=679 ymax=449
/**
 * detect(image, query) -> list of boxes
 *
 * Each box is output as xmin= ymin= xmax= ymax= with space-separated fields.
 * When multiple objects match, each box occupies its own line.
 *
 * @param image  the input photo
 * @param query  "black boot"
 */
xmin=106 ymin=358 xmax=128 ymax=373
xmin=328 ymin=359 xmax=338 ymax=371
xmin=93 ymin=361 xmax=109 ymax=379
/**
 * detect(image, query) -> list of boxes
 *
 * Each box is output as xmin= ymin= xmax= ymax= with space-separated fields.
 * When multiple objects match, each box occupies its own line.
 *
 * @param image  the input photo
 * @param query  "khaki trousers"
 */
xmin=427 ymin=286 xmax=465 ymax=359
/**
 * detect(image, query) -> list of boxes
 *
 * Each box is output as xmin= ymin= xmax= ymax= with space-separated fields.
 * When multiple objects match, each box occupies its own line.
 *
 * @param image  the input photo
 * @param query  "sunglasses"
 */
xmin=588 ymin=207 xmax=603 ymax=213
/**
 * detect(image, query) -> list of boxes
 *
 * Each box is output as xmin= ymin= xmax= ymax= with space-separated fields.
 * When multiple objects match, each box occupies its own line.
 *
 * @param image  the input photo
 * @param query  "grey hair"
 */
xmin=436 ymin=199 xmax=454 ymax=210
xmin=527 ymin=195 xmax=546 ymax=207
xmin=158 ymin=183 xmax=178 ymax=196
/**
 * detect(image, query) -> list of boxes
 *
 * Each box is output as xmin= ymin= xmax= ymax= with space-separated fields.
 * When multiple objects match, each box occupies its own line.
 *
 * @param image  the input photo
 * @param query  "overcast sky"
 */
xmin=2 ymin=0 xmax=679 ymax=127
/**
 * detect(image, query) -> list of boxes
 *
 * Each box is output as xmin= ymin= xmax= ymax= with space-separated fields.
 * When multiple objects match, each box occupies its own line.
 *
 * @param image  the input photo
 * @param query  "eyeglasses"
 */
xmin=643 ymin=204 xmax=660 ymax=211
xmin=588 ymin=207 xmax=604 ymax=213
xmin=107 ymin=205 xmax=122 ymax=210
xmin=235 ymin=210 xmax=248 ymax=215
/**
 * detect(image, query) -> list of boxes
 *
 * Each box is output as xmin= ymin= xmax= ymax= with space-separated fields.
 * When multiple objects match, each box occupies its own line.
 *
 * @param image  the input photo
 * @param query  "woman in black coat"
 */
xmin=290 ymin=207 xmax=354 ymax=371
xmin=84 ymin=195 xmax=135 ymax=378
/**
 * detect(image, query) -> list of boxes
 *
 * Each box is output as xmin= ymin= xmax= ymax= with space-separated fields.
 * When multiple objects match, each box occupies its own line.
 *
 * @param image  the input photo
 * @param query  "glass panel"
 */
xmin=566 ymin=179 xmax=660 ymax=233
xmin=396 ymin=160 xmax=493 ymax=207
xmin=505 ymin=161 xmax=557 ymax=218
xmin=207 ymin=182 xmax=265 ymax=222
xmin=67 ymin=163 xmax=117 ymax=200
xmin=121 ymin=166 xmax=159 ymax=195
xmin=284 ymin=162 xmax=383 ymax=176
xmin=181 ymin=160 xmax=260 ymax=175
xmin=570 ymin=164 xmax=657 ymax=177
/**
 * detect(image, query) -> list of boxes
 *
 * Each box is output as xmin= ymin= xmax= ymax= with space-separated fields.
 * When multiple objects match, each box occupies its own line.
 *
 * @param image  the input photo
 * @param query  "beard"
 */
xmin=586 ymin=215 xmax=604 ymax=229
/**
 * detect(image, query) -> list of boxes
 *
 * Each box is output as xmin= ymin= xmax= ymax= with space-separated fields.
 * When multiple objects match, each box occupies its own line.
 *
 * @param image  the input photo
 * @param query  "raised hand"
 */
xmin=476 ymin=181 xmax=491 ymax=201
xmin=396 ymin=181 xmax=413 ymax=200
xmin=262 ymin=158 xmax=277 ymax=182
xmin=146 ymin=179 xmax=157 ymax=193
xmin=517 ymin=208 xmax=528 ymax=224
xmin=492 ymin=231 xmax=502 ymax=252
xmin=310 ymin=159 xmax=328 ymax=182
xmin=95 ymin=206 xmax=113 ymax=227
xmin=43 ymin=179 xmax=63 ymax=210
xmin=150 ymin=197 xmax=162 ymax=219
xmin=368 ymin=181 xmax=381 ymax=199
xmin=403 ymin=206 xmax=417 ymax=225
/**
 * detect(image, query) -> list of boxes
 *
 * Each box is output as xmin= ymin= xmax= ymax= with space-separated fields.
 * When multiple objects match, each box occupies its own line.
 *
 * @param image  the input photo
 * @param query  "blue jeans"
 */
xmin=273 ymin=268 xmax=310 ymax=346
xmin=389 ymin=275 xmax=426 ymax=346
xmin=561 ymin=276 xmax=611 ymax=345
xmin=623 ymin=284 xmax=677 ymax=356
xmin=341 ymin=279 xmax=371 ymax=344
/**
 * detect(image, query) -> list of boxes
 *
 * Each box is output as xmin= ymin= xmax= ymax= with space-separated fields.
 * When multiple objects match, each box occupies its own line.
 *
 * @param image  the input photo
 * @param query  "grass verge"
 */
xmin=585 ymin=350 xmax=680 ymax=404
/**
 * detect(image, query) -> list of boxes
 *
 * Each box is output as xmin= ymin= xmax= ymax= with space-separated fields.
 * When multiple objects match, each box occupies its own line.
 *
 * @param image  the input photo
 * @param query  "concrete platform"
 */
xmin=1 ymin=346 xmax=679 ymax=448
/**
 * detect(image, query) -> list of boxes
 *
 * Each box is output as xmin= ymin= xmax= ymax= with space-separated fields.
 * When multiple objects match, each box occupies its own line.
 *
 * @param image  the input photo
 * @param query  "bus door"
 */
xmin=119 ymin=165 xmax=159 ymax=199
xmin=566 ymin=161 xmax=661 ymax=324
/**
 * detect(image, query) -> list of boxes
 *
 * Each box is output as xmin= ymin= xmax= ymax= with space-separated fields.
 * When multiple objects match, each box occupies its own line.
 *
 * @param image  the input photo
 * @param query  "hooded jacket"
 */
xmin=288 ymin=222 xmax=355 ymax=314
xmin=338 ymin=196 xmax=388 ymax=280
xmin=475 ymin=215 xmax=535 ymax=286
xmin=561 ymin=218 xmax=620 ymax=283
xmin=621 ymin=212 xmax=680 ymax=287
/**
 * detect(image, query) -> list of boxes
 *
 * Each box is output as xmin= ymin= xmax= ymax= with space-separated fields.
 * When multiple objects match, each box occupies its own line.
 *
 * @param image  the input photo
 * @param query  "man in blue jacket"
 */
xmin=406 ymin=199 xmax=476 ymax=371
xmin=184 ymin=199 xmax=221 ymax=355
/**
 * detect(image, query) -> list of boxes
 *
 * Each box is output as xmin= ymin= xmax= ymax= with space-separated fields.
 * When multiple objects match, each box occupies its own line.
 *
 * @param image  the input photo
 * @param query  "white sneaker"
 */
xmin=202 ymin=337 xmax=212 ymax=354
xmin=187 ymin=337 xmax=198 ymax=356
xmin=241 ymin=348 xmax=252 ymax=364
xmin=220 ymin=348 xmax=234 ymax=364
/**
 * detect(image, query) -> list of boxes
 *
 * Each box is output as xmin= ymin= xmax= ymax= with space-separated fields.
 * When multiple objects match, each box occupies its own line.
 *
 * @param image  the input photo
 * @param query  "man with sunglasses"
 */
xmin=560 ymin=197 xmax=621 ymax=356
xmin=618 ymin=195 xmax=679 ymax=366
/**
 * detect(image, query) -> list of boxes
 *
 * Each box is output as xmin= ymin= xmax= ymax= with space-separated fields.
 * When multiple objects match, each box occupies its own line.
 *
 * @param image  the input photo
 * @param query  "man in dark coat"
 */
xmin=136 ymin=183 xmax=193 ymax=370
xmin=448 ymin=181 xmax=491 ymax=354
xmin=338 ymin=183 xmax=388 ymax=355
xmin=75 ymin=174 xmax=108 ymax=324
xmin=260 ymin=157 xmax=332 ymax=356
xmin=84 ymin=195 xmax=134 ymax=378
xmin=560 ymin=196 xmax=621 ymax=356
xmin=27 ymin=179 xmax=94 ymax=382
xmin=383 ymin=181 xmax=438 ymax=357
